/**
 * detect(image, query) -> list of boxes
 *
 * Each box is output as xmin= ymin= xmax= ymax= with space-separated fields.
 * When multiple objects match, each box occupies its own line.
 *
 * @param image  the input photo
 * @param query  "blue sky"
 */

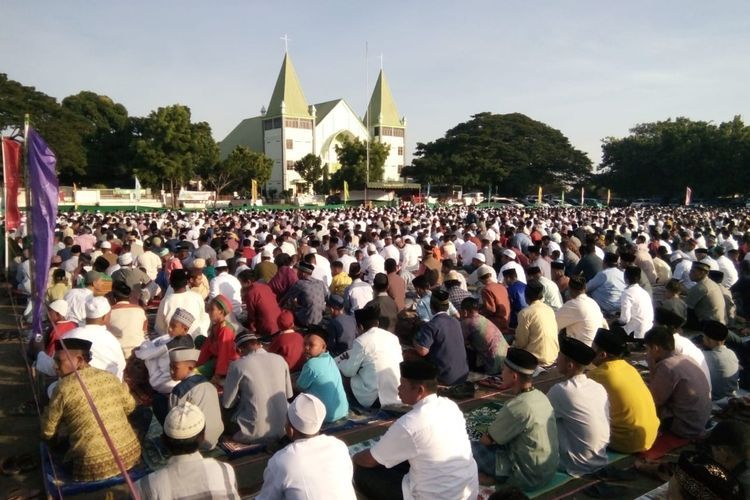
xmin=3 ymin=1 xmax=749 ymax=167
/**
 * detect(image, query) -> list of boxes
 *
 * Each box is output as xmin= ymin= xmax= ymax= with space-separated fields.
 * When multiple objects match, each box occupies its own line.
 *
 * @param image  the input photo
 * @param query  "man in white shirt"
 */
xmin=136 ymin=245 xmax=163 ymax=281
xmin=380 ymin=236 xmax=400 ymax=263
xmin=400 ymin=237 xmax=422 ymax=273
xmin=343 ymin=263 xmax=374 ymax=314
xmin=336 ymin=303 xmax=402 ymax=408
xmin=654 ymin=307 xmax=712 ymax=391
xmin=309 ymin=246 xmax=333 ymax=288
xmin=547 ymin=336 xmax=610 ymax=477
xmin=336 ymin=245 xmax=357 ymax=275
xmin=364 ymin=244 xmax=385 ymax=284
xmin=63 ymin=272 xmax=97 ymax=325
xmin=555 ymin=276 xmax=609 ymax=346
xmin=155 ymin=270 xmax=209 ymax=338
xmin=714 ymin=246 xmax=738 ymax=288
xmin=258 ymin=394 xmax=356 ymax=500
xmin=353 ymin=359 xmax=478 ymax=500
xmin=209 ymin=260 xmax=243 ymax=315
xmin=617 ymin=266 xmax=654 ymax=339
xmin=499 ymin=249 xmax=527 ymax=284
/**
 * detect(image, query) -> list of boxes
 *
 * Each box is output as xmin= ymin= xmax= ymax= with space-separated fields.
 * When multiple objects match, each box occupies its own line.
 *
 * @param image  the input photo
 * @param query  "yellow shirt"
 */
xmin=587 ymin=359 xmax=660 ymax=453
xmin=330 ymin=272 xmax=352 ymax=297
xmin=514 ymin=300 xmax=559 ymax=366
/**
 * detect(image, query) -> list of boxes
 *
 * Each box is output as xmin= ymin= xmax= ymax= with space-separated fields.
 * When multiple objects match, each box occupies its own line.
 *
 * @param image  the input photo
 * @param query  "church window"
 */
xmin=392 ymin=128 xmax=405 ymax=138
xmin=286 ymin=160 xmax=295 ymax=170
xmin=286 ymin=139 xmax=293 ymax=150
xmin=285 ymin=118 xmax=299 ymax=128
xmin=299 ymin=119 xmax=313 ymax=129
xmin=398 ymin=146 xmax=404 ymax=156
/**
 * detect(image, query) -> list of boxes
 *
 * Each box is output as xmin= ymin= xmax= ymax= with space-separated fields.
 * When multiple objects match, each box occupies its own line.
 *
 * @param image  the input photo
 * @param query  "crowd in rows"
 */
xmin=9 ymin=202 xmax=750 ymax=499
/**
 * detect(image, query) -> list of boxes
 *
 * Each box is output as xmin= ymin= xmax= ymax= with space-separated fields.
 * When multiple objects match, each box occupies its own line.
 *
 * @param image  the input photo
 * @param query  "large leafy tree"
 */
xmin=409 ymin=112 xmax=592 ymax=195
xmin=199 ymin=145 xmax=273 ymax=198
xmin=597 ymin=116 xmax=750 ymax=199
xmin=330 ymin=136 xmax=389 ymax=189
xmin=133 ymin=105 xmax=218 ymax=205
xmin=293 ymin=153 xmax=324 ymax=193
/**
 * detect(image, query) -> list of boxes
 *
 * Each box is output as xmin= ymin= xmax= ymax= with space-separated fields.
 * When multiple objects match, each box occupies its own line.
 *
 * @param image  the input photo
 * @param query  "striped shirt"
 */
xmin=135 ymin=452 xmax=240 ymax=499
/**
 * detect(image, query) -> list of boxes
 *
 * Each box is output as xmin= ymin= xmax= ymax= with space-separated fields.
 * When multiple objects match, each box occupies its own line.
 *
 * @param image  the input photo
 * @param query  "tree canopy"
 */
xmin=330 ymin=136 xmax=389 ymax=189
xmin=293 ymin=153 xmax=325 ymax=193
xmin=409 ymin=112 xmax=592 ymax=195
xmin=201 ymin=145 xmax=273 ymax=197
xmin=597 ymin=116 xmax=750 ymax=198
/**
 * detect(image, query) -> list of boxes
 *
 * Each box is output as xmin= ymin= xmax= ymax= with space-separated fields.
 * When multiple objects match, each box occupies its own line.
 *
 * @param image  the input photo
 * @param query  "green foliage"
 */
xmin=293 ymin=153 xmax=324 ymax=193
xmin=330 ymin=136 xmax=389 ymax=189
xmin=133 ymin=105 xmax=219 ymax=198
xmin=597 ymin=116 xmax=750 ymax=198
xmin=201 ymin=145 xmax=272 ymax=196
xmin=411 ymin=112 xmax=592 ymax=195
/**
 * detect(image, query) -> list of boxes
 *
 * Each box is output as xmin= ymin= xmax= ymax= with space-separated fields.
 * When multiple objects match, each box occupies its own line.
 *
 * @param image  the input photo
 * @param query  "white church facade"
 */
xmin=220 ymin=51 xmax=406 ymax=195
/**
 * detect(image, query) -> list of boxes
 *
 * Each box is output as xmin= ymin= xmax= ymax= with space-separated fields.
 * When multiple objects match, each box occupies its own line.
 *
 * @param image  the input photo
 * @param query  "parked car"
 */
xmin=489 ymin=196 xmax=524 ymax=208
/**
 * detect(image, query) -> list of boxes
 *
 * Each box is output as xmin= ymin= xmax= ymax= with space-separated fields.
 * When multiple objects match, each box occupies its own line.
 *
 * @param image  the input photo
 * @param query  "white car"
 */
xmin=490 ymin=196 xmax=524 ymax=208
xmin=463 ymin=192 xmax=485 ymax=205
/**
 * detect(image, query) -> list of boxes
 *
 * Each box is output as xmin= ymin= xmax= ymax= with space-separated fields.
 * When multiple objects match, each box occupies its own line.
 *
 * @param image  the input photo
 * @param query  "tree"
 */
xmin=330 ymin=136 xmax=389 ymax=189
xmin=597 ymin=116 xmax=750 ymax=199
xmin=133 ymin=105 xmax=218 ymax=205
xmin=293 ymin=153 xmax=324 ymax=193
xmin=410 ymin=112 xmax=592 ymax=195
xmin=200 ymin=145 xmax=273 ymax=199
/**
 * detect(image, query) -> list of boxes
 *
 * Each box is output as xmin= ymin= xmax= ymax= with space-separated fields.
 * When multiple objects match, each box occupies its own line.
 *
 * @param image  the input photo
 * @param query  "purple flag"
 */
xmin=27 ymin=127 xmax=59 ymax=335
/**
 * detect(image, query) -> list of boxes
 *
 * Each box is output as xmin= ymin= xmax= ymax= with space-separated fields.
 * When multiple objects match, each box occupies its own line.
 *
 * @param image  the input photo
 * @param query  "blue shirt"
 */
xmin=297 ymin=352 xmax=349 ymax=422
xmin=507 ymin=281 xmax=528 ymax=328
xmin=586 ymin=268 xmax=626 ymax=314
xmin=415 ymin=312 xmax=469 ymax=385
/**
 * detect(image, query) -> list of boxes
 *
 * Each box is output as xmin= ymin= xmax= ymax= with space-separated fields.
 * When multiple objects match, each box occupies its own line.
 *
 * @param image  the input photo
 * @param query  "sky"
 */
xmin=3 ymin=1 xmax=749 ymax=169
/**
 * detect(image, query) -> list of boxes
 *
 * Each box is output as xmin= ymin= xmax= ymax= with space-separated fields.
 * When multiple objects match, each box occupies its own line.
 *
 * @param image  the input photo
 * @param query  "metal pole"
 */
xmin=365 ymin=41 xmax=369 ymax=206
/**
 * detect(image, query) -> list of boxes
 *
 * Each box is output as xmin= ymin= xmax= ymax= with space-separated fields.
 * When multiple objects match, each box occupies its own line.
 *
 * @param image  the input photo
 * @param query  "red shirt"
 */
xmin=46 ymin=320 xmax=78 ymax=356
xmin=197 ymin=321 xmax=239 ymax=377
xmin=245 ymin=282 xmax=282 ymax=336
xmin=268 ymin=330 xmax=305 ymax=372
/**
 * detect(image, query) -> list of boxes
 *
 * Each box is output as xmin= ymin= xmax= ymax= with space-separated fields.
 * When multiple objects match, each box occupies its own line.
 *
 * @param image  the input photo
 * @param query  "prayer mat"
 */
xmin=464 ymin=401 xmax=505 ymax=441
xmin=639 ymin=432 xmax=690 ymax=461
xmin=348 ymin=437 xmax=380 ymax=457
xmin=218 ymin=437 xmax=268 ymax=459
xmin=41 ymin=442 xmax=151 ymax=499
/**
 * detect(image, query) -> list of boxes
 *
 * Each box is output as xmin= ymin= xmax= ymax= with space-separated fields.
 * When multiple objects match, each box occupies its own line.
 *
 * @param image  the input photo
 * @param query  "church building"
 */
xmin=220 ymin=50 xmax=406 ymax=195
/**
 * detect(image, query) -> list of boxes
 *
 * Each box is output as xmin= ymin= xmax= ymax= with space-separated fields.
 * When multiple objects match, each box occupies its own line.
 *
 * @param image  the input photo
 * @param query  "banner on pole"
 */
xmin=685 ymin=186 xmax=692 ymax=206
xmin=251 ymin=179 xmax=258 ymax=204
xmin=2 ymin=138 xmax=22 ymax=231
xmin=607 ymin=189 xmax=611 ymax=206
xmin=580 ymin=187 xmax=584 ymax=206
xmin=27 ymin=127 xmax=59 ymax=335
xmin=343 ymin=181 xmax=349 ymax=203
xmin=134 ymin=176 xmax=142 ymax=202
xmin=537 ymin=186 xmax=542 ymax=205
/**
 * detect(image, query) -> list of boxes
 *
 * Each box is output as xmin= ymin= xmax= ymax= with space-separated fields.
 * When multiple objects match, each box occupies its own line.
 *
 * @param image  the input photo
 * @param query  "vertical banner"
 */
xmin=251 ymin=179 xmax=258 ymax=205
xmin=561 ymin=190 xmax=565 ymax=204
xmin=580 ymin=187 xmax=584 ymax=206
xmin=134 ymin=176 xmax=142 ymax=202
xmin=537 ymin=186 xmax=542 ymax=205
xmin=343 ymin=181 xmax=349 ymax=204
xmin=685 ymin=186 xmax=692 ymax=206
xmin=27 ymin=127 xmax=59 ymax=335
xmin=607 ymin=189 xmax=611 ymax=206
xmin=2 ymin=138 xmax=22 ymax=231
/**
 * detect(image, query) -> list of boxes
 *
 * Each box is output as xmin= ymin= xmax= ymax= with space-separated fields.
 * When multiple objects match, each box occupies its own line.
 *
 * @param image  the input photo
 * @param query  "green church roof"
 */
xmin=364 ymin=69 xmax=402 ymax=128
xmin=266 ymin=52 xmax=311 ymax=118
xmin=219 ymin=116 xmax=264 ymax=159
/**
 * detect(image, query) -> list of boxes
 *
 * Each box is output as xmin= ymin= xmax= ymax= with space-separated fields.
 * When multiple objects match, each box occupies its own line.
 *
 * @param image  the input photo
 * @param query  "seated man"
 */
xmin=502 ymin=268 xmax=527 ymax=329
xmin=459 ymin=297 xmax=508 ymax=375
xmin=223 ymin=332 xmax=293 ymax=444
xmin=413 ymin=289 xmax=469 ymax=385
xmin=326 ymin=295 xmax=357 ymax=357
xmin=617 ymin=266 xmax=654 ymax=340
xmin=336 ymin=303 xmax=403 ymax=409
xmin=701 ymin=320 xmax=739 ymax=400
xmin=135 ymin=402 xmax=240 ymax=498
xmin=471 ymin=348 xmax=559 ymax=490
xmin=513 ymin=280 xmax=559 ymax=366
xmin=644 ymin=326 xmax=712 ymax=440
xmin=588 ymin=328 xmax=659 ymax=453
xmin=555 ymin=276 xmax=608 ymax=346
xmin=42 ymin=338 xmax=141 ymax=481
xmin=547 ymin=336 xmax=610 ymax=476
xmin=654 ymin=307 xmax=712 ymax=390
xmin=353 ymin=360 xmax=478 ymax=500
xmin=258 ymin=394 xmax=356 ymax=499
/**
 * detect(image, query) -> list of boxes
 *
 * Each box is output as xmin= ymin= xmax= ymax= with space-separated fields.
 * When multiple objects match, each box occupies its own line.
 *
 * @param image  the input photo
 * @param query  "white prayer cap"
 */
xmin=502 ymin=249 xmax=516 ymax=260
xmin=164 ymin=402 xmax=205 ymax=439
xmin=261 ymin=249 xmax=273 ymax=258
xmin=48 ymin=300 xmax=68 ymax=317
xmin=288 ymin=393 xmax=326 ymax=435
xmin=472 ymin=253 xmax=486 ymax=263
xmin=118 ymin=252 xmax=133 ymax=266
xmin=101 ymin=241 xmax=111 ymax=249
xmin=367 ymin=243 xmax=377 ymax=253
xmin=237 ymin=257 xmax=247 ymax=264
xmin=85 ymin=296 xmax=111 ymax=319
xmin=169 ymin=348 xmax=201 ymax=363
xmin=215 ymin=260 xmax=228 ymax=268
xmin=476 ymin=265 xmax=494 ymax=279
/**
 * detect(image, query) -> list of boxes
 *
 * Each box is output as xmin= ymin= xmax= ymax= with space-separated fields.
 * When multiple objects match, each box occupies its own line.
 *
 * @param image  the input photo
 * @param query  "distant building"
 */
xmin=220 ymin=50 xmax=406 ymax=194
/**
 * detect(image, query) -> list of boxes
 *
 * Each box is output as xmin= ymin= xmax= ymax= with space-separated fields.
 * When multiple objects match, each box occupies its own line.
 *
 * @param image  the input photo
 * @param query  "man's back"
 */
xmin=415 ymin=313 xmax=469 ymax=385
xmin=686 ymin=278 xmax=726 ymax=324
xmin=246 ymin=282 xmax=281 ymax=336
xmin=514 ymin=301 xmax=559 ymax=366
xmin=370 ymin=294 xmax=399 ymax=333
xmin=258 ymin=434 xmax=356 ymax=500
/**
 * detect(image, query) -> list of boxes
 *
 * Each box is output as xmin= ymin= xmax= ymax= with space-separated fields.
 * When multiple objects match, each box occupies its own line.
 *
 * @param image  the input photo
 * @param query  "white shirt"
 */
xmin=344 ymin=280 xmax=374 ymax=314
xmin=555 ymin=294 xmax=608 ymax=346
xmin=401 ymin=244 xmax=422 ymax=272
xmin=674 ymin=333 xmax=712 ymax=391
xmin=337 ymin=254 xmax=356 ymax=275
xmin=457 ymin=240 xmax=478 ymax=264
xmin=620 ymin=284 xmax=654 ymax=339
xmin=716 ymin=255 xmax=738 ymax=288
xmin=137 ymin=250 xmax=162 ymax=280
xmin=364 ymin=253 xmax=385 ymax=283
xmin=380 ymin=244 xmax=400 ymax=263
xmin=547 ymin=374 xmax=610 ymax=477
xmin=257 ymin=435 xmax=356 ymax=500
xmin=370 ymin=394 xmax=478 ymax=500
xmin=209 ymin=272 xmax=243 ymax=313
xmin=673 ymin=259 xmax=695 ymax=290
xmin=63 ymin=287 xmax=93 ymax=326
xmin=154 ymin=289 xmax=209 ymax=338
xmin=499 ymin=260 xmax=527 ymax=284
xmin=312 ymin=253 xmax=333 ymax=288
xmin=65 ymin=324 xmax=126 ymax=380
xmin=135 ymin=334 xmax=175 ymax=394
xmin=336 ymin=326 xmax=403 ymax=408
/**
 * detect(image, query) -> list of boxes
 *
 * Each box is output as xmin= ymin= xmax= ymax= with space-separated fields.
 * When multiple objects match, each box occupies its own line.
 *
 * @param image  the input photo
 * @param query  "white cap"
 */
xmin=48 ymin=300 xmax=68 ymax=317
xmin=502 ymin=249 xmax=516 ymax=260
xmin=164 ymin=401 xmax=205 ymax=439
xmin=307 ymin=247 xmax=317 ymax=254
xmin=261 ymin=249 xmax=273 ymax=258
xmin=288 ymin=393 xmax=327 ymax=435
xmin=101 ymin=241 xmax=111 ymax=249
xmin=367 ymin=243 xmax=377 ymax=253
xmin=118 ymin=252 xmax=133 ymax=266
xmin=237 ymin=257 xmax=247 ymax=264
xmin=473 ymin=253 xmax=486 ymax=263
xmin=476 ymin=264 xmax=494 ymax=278
xmin=85 ymin=296 xmax=111 ymax=319
xmin=215 ymin=259 xmax=228 ymax=268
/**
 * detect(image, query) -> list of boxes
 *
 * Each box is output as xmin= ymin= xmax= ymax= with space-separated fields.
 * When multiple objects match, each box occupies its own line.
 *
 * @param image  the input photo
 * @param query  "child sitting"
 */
xmin=268 ymin=310 xmax=305 ymax=372
xmin=197 ymin=295 xmax=239 ymax=387
xmin=168 ymin=343 xmax=223 ymax=451
xmin=702 ymin=320 xmax=739 ymax=400
xmin=296 ymin=330 xmax=349 ymax=423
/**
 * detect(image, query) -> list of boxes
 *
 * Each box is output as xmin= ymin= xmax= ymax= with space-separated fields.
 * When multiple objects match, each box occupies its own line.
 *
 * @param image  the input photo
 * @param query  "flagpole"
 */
xmin=364 ymin=41 xmax=370 ymax=207
xmin=2 ymin=138 xmax=10 ymax=280
xmin=23 ymin=114 xmax=36 ymax=328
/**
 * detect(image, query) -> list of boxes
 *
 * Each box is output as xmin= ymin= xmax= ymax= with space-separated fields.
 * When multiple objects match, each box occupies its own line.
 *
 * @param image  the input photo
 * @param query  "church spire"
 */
xmin=266 ymin=51 xmax=311 ymax=118
xmin=364 ymin=68 xmax=402 ymax=128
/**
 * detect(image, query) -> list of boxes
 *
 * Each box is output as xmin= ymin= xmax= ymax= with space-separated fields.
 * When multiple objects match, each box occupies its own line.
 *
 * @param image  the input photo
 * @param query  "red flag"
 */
xmin=2 ymin=138 xmax=22 ymax=231
xmin=685 ymin=186 xmax=692 ymax=206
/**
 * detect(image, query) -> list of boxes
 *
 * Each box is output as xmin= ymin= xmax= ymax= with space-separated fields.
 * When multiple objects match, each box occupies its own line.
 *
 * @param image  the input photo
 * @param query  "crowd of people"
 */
xmin=9 ymin=202 xmax=750 ymax=499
